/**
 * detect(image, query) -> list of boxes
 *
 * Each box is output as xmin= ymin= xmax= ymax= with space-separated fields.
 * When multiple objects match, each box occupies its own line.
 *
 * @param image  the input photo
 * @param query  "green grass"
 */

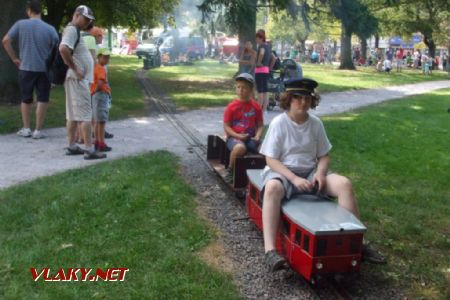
xmin=147 ymin=59 xmax=449 ymax=109
xmin=0 ymin=151 xmax=240 ymax=299
xmin=0 ymin=55 xmax=145 ymax=134
xmin=322 ymin=89 xmax=450 ymax=299
xmin=302 ymin=64 xmax=449 ymax=93
xmin=147 ymin=60 xmax=237 ymax=109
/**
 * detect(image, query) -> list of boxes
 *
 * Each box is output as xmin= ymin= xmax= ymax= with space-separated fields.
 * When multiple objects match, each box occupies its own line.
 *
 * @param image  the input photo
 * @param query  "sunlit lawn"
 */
xmin=147 ymin=59 xmax=449 ymax=109
xmin=0 ymin=56 xmax=145 ymax=134
xmin=0 ymin=151 xmax=240 ymax=299
xmin=323 ymin=89 xmax=450 ymax=299
xmin=303 ymin=63 xmax=448 ymax=93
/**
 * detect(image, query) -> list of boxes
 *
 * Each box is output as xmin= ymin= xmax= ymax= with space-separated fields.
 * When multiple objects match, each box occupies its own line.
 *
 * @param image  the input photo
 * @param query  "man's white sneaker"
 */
xmin=32 ymin=130 xmax=45 ymax=139
xmin=17 ymin=128 xmax=32 ymax=137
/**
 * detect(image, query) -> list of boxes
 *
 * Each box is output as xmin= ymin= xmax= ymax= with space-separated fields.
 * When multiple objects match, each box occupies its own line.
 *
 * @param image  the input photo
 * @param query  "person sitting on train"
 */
xmin=259 ymin=78 xmax=386 ymax=272
xmin=223 ymin=73 xmax=264 ymax=183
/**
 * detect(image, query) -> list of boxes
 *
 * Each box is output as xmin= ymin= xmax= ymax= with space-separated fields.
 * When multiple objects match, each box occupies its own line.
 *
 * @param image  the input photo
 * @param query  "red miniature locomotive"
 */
xmin=246 ymin=169 xmax=366 ymax=283
xmin=206 ymin=135 xmax=366 ymax=283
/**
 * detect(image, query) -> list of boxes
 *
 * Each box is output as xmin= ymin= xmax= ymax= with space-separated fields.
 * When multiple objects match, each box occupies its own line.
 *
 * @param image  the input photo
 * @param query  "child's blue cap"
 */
xmin=235 ymin=73 xmax=254 ymax=85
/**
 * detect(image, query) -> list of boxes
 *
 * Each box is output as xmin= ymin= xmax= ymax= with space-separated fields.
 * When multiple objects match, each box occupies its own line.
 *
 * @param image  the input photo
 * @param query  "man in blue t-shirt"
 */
xmin=2 ymin=0 xmax=59 ymax=139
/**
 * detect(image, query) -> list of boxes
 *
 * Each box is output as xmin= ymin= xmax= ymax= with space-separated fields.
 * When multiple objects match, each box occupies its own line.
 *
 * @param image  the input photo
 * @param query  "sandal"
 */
xmin=104 ymin=131 xmax=114 ymax=139
xmin=65 ymin=146 xmax=86 ymax=155
xmin=84 ymin=151 xmax=107 ymax=160
xmin=264 ymin=250 xmax=286 ymax=272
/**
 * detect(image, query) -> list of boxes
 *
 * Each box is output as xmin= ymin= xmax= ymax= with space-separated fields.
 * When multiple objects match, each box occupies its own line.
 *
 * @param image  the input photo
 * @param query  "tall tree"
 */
xmin=198 ymin=0 xmax=289 ymax=55
xmin=267 ymin=10 xmax=309 ymax=53
xmin=374 ymin=0 xmax=450 ymax=60
xmin=0 ymin=0 xmax=28 ymax=103
xmin=325 ymin=0 xmax=377 ymax=69
xmin=354 ymin=4 xmax=378 ymax=61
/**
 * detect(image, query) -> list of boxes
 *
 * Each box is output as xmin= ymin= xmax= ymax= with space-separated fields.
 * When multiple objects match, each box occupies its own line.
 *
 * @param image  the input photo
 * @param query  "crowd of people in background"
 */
xmin=361 ymin=47 xmax=448 ymax=75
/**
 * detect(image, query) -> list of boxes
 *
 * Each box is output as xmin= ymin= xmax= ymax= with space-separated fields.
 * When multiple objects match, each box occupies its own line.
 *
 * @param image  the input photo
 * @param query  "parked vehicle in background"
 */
xmin=135 ymin=37 xmax=162 ymax=58
xmin=159 ymin=36 xmax=205 ymax=63
xmin=222 ymin=37 xmax=239 ymax=58
xmin=136 ymin=37 xmax=162 ymax=69
xmin=179 ymin=36 xmax=205 ymax=60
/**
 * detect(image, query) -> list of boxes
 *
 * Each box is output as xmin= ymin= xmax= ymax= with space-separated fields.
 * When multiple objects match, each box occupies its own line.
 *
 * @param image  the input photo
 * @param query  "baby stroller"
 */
xmin=267 ymin=59 xmax=303 ymax=110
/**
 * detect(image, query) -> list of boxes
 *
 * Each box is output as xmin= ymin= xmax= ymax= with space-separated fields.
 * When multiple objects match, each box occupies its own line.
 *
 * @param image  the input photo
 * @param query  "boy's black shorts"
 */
xmin=19 ymin=70 xmax=51 ymax=103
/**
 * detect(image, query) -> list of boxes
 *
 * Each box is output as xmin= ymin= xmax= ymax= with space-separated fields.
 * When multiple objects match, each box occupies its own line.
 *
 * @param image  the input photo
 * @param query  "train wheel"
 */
xmin=235 ymin=190 xmax=246 ymax=199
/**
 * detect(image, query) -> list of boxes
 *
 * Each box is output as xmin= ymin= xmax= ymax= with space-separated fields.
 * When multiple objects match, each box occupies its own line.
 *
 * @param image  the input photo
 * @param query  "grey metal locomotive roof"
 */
xmin=247 ymin=169 xmax=367 ymax=235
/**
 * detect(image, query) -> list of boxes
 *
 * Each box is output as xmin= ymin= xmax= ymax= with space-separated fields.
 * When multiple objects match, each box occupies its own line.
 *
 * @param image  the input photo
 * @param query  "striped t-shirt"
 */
xmin=7 ymin=18 xmax=59 ymax=72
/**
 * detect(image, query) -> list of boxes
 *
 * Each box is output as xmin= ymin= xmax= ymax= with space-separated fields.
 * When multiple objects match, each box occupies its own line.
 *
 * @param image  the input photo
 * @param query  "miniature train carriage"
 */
xmin=246 ymin=169 xmax=367 ymax=282
xmin=206 ymin=135 xmax=266 ymax=191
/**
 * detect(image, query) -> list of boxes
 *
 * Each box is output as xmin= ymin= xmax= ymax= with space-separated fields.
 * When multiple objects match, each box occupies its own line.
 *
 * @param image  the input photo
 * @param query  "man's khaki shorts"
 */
xmin=64 ymin=78 xmax=92 ymax=122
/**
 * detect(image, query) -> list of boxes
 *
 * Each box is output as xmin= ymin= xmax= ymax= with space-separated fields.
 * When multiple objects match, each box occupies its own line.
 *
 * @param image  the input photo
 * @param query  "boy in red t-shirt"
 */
xmin=91 ymin=48 xmax=111 ymax=152
xmin=223 ymin=73 xmax=264 ymax=181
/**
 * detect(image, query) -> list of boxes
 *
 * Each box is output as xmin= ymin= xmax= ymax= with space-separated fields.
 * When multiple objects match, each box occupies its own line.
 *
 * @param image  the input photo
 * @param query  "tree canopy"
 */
xmin=372 ymin=0 xmax=450 ymax=58
xmin=42 ymin=0 xmax=179 ymax=31
xmin=198 ymin=0 xmax=290 ymax=51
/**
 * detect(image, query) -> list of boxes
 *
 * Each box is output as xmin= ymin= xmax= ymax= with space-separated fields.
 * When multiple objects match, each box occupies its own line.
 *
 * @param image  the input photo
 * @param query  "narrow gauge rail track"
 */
xmin=136 ymin=69 xmax=355 ymax=300
xmin=137 ymin=70 xmax=209 ymax=168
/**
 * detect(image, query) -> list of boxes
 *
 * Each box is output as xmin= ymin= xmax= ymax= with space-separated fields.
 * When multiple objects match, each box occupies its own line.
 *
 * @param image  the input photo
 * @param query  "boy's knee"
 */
xmin=339 ymin=176 xmax=353 ymax=191
xmin=232 ymin=143 xmax=247 ymax=156
xmin=264 ymin=180 xmax=285 ymax=200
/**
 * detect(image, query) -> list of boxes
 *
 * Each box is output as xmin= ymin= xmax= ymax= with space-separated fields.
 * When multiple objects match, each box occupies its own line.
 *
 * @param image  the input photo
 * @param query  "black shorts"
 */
xmin=19 ymin=70 xmax=51 ymax=103
xmin=255 ymin=72 xmax=269 ymax=93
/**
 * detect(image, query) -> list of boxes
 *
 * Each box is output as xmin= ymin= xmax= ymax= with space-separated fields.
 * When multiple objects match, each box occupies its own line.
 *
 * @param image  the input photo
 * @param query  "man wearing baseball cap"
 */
xmin=59 ymin=5 xmax=106 ymax=160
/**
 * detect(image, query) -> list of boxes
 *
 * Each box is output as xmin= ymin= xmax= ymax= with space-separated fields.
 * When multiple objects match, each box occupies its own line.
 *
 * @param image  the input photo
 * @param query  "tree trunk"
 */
xmin=333 ymin=40 xmax=337 ymax=57
xmin=237 ymin=0 xmax=257 ymax=65
xmin=0 ymin=0 xmax=28 ymax=104
xmin=374 ymin=33 xmax=379 ymax=49
xmin=42 ymin=0 xmax=69 ymax=31
xmin=423 ymin=35 xmax=436 ymax=69
xmin=339 ymin=23 xmax=355 ymax=70
xmin=360 ymin=37 xmax=367 ymax=61
xmin=299 ymin=39 xmax=306 ymax=54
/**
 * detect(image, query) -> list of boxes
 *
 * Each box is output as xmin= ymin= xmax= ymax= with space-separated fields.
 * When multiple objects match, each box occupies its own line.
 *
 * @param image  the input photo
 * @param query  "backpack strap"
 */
xmin=73 ymin=27 xmax=80 ymax=51
xmin=68 ymin=23 xmax=81 ymax=55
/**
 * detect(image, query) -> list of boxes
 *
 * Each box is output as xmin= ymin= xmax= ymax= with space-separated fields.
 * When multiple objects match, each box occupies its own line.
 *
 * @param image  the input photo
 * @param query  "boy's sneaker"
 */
xmin=264 ymin=250 xmax=286 ymax=272
xmin=84 ymin=151 xmax=107 ymax=160
xmin=98 ymin=142 xmax=112 ymax=152
xmin=17 ymin=128 xmax=32 ymax=137
xmin=224 ymin=168 xmax=233 ymax=184
xmin=32 ymin=130 xmax=45 ymax=139
xmin=104 ymin=131 xmax=114 ymax=139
